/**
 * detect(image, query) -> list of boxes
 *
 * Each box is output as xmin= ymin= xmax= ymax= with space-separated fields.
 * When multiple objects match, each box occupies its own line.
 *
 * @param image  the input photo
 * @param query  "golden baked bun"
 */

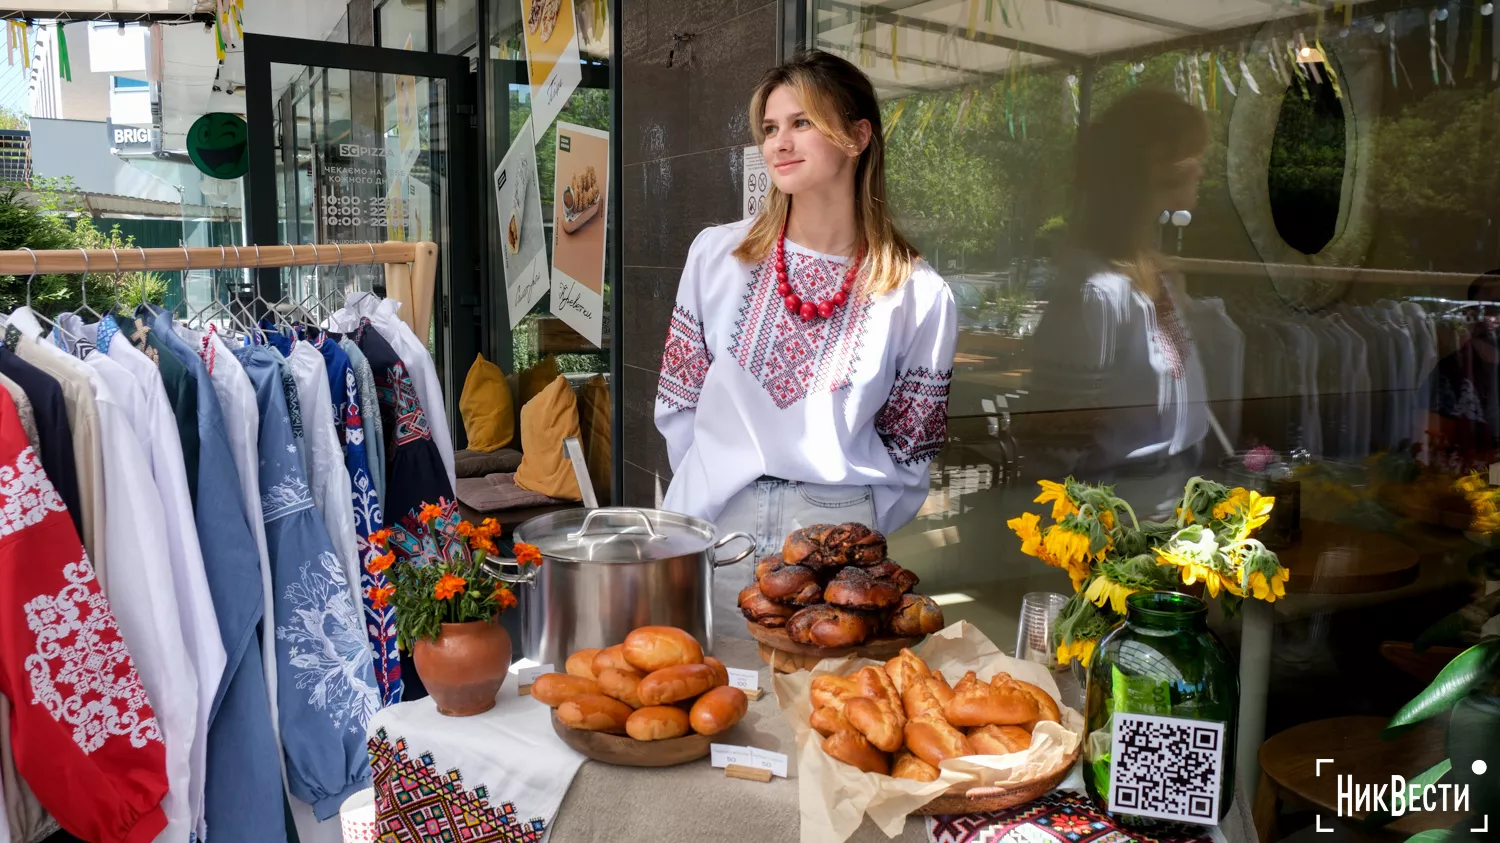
xmin=856 ymin=666 xmax=902 ymax=712
xmin=928 ymin=670 xmax=956 ymax=707
xmin=703 ymin=656 xmax=730 ymax=688
xmin=887 ymin=593 xmax=945 ymax=637
xmin=892 ymin=750 xmax=940 ymax=782
xmin=944 ymin=672 xmax=1039 ymax=728
xmin=786 ymin=605 xmax=876 ymax=648
xmin=738 ymin=584 xmax=798 ymax=627
xmin=758 ymin=563 xmax=823 ymax=605
xmin=1009 ymin=679 xmax=1061 ymax=730
xmin=902 ymin=678 xmax=944 ymax=720
xmin=591 ymin=644 xmax=633 ymax=676
xmin=637 ymin=663 xmax=717 ymax=706
xmin=625 ymin=705 xmax=691 ymax=741
xmin=844 ymin=697 xmax=904 ymax=753
xmin=556 ymin=693 xmax=633 ymax=733
xmin=823 ymin=566 xmax=903 ymax=612
xmin=810 ymin=675 xmax=860 ymax=711
xmin=822 ymin=730 xmax=890 ymax=775
xmin=565 ymin=648 xmax=601 ymax=680
xmin=530 ymin=674 xmax=599 ymax=708
xmin=782 ymin=524 xmax=837 ymax=567
xmin=622 ymin=626 xmax=704 ymax=673
xmin=905 ymin=713 xmax=972 ymax=768
xmin=689 ymin=686 xmax=748 ymax=736
xmin=968 ymin=724 xmax=1033 ymax=755
xmin=810 ymin=705 xmax=854 ymax=737
xmin=883 ymin=648 xmax=930 ymax=695
xmin=595 ymin=667 xmax=645 ymax=709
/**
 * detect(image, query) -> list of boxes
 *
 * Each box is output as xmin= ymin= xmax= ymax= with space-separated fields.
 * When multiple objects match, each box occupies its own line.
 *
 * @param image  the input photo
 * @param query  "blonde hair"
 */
xmin=732 ymin=51 xmax=918 ymax=296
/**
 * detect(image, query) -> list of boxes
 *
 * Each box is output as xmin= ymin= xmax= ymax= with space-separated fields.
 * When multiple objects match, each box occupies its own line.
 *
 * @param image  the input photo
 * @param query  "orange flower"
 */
xmin=366 ymin=585 xmax=395 ymax=611
xmin=455 ymin=521 xmax=475 ymax=538
xmin=368 ymin=528 xmax=393 ymax=549
xmin=514 ymin=542 xmax=543 ymax=567
xmin=366 ymin=552 xmax=395 ymax=575
xmin=469 ymin=536 xmax=498 ymax=555
xmin=479 ymin=518 xmax=502 ymax=539
xmin=418 ymin=502 xmax=445 ymax=524
xmin=493 ymin=585 xmax=517 ymax=611
xmin=433 ymin=573 xmax=467 ymax=600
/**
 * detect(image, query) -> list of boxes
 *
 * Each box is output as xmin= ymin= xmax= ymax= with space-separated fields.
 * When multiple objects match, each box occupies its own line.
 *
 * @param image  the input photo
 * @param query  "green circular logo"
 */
xmin=187 ymin=112 xmax=249 ymax=180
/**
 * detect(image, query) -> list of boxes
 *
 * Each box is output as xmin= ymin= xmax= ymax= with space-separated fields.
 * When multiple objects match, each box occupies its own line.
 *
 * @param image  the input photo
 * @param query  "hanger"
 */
xmin=109 ymin=247 xmax=125 ymax=314
xmin=74 ymin=247 xmax=102 ymax=325
xmin=21 ymin=246 xmax=35 ymax=308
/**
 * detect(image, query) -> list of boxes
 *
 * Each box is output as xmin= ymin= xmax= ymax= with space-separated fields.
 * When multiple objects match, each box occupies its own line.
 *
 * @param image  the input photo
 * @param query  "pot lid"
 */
xmin=516 ymin=507 xmax=718 ymax=563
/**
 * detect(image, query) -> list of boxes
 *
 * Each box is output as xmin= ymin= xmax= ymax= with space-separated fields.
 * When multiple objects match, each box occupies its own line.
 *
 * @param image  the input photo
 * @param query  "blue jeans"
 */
xmin=711 ymin=479 xmax=877 ymax=640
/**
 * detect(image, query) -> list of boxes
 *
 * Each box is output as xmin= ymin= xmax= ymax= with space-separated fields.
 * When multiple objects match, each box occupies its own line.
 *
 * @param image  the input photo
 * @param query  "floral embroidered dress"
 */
xmin=0 ymin=388 xmax=171 ymax=843
xmin=314 ymin=333 xmax=400 ymax=705
xmin=233 ymin=345 xmax=379 ymax=819
xmin=654 ymin=220 xmax=958 ymax=534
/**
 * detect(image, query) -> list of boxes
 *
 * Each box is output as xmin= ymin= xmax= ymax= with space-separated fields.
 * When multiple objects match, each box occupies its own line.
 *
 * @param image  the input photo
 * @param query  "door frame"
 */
xmin=243 ymin=32 xmax=477 ymax=444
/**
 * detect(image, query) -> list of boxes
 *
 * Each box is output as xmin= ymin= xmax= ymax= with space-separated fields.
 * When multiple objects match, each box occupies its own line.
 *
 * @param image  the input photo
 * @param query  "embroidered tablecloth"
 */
xmin=926 ymin=792 xmax=1218 ymax=843
xmin=366 ymin=682 xmax=585 ymax=842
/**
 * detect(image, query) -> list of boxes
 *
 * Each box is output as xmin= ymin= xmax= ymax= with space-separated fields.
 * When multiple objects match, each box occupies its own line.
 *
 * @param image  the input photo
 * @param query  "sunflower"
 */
xmin=433 ymin=573 xmax=467 ymax=600
xmin=1214 ymin=488 xmax=1275 ymax=538
xmin=1249 ymin=567 xmax=1290 ymax=601
xmin=1157 ymin=545 xmax=1243 ymax=598
xmin=1044 ymin=524 xmax=1093 ymax=570
xmin=1008 ymin=512 xmax=1044 ymax=558
xmin=1056 ymin=637 xmax=1098 ymax=667
xmin=1034 ymin=480 xmax=1077 ymax=521
xmin=1084 ymin=575 xmax=1136 ymax=614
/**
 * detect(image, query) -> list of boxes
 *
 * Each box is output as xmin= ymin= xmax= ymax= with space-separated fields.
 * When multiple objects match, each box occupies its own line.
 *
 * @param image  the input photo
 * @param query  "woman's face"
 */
xmin=760 ymin=85 xmax=866 ymax=196
xmin=1156 ymin=153 xmax=1205 ymax=212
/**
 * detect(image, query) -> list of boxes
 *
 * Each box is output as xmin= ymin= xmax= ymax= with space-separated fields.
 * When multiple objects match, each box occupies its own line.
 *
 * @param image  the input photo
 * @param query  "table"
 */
xmin=547 ymin=637 xmax=1261 ymax=843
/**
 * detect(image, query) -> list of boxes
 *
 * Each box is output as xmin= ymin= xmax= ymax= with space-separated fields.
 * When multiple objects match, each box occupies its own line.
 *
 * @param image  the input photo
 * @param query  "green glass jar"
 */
xmin=1083 ymin=591 xmax=1239 ymax=829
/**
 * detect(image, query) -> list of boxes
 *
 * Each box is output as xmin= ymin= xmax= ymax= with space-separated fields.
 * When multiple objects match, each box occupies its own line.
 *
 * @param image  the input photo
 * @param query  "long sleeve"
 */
xmin=872 ymin=282 xmax=957 ymax=533
xmin=0 ymin=400 xmax=170 ymax=843
xmin=655 ymin=230 xmax=715 ymax=473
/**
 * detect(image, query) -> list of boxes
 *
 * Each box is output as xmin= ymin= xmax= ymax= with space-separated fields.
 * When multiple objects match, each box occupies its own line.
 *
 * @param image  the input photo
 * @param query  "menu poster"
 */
xmin=521 ymin=0 xmax=583 ymax=136
xmin=494 ymin=117 xmax=549 ymax=329
xmin=395 ymin=35 xmax=421 ymax=174
xmin=550 ymin=122 xmax=609 ymax=347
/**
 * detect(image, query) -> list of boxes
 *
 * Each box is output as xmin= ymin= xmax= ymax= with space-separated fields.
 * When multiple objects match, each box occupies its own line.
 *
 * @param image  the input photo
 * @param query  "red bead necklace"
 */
xmin=775 ymin=228 xmax=864 ymax=321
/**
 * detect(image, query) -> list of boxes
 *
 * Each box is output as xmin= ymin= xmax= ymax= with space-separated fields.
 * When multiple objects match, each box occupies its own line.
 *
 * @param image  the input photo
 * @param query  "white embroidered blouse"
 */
xmin=655 ymin=220 xmax=958 ymax=534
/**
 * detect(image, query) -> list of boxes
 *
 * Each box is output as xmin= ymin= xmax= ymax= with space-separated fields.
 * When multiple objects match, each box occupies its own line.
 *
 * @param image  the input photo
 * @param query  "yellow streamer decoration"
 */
xmin=884 ymin=99 xmax=907 ymax=139
xmin=891 ymin=22 xmax=898 ymax=79
xmin=1317 ymin=38 xmax=1342 ymax=98
xmin=968 ymin=0 xmax=979 ymax=39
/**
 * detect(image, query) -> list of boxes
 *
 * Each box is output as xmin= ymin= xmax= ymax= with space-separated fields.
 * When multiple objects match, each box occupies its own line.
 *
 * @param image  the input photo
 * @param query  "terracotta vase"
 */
xmin=413 ymin=619 xmax=512 ymax=716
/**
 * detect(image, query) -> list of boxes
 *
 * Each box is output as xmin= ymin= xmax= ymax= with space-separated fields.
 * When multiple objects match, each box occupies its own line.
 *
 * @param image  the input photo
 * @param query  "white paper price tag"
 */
xmin=750 ymin=748 xmax=789 ymax=778
xmin=726 ymin=667 xmax=760 ymax=691
xmin=517 ymin=663 xmax=554 ymax=685
xmin=710 ymin=744 xmax=755 ymax=769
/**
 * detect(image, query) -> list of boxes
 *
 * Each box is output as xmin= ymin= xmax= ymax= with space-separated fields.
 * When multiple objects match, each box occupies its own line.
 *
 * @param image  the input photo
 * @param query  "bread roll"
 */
xmin=856 ymin=666 xmax=902 ymax=712
xmin=968 ymin=724 xmax=1033 ymax=755
xmin=782 ymin=524 xmax=837 ymax=568
xmin=944 ymin=676 xmax=1040 ymax=728
xmin=786 ymin=604 xmax=876 ymax=648
xmin=864 ymin=561 xmax=920 ymax=593
xmin=823 ymin=566 xmax=903 ymax=611
xmin=739 ymin=584 xmax=798 ymax=627
xmin=530 ymin=673 xmax=599 ymax=708
xmin=688 ymin=686 xmax=748 ymax=736
xmin=557 ymin=694 xmax=633 ymax=733
xmin=810 ymin=675 xmax=859 ymax=711
xmin=905 ymin=713 xmax=972 ymax=768
xmin=637 ymin=663 xmax=717 ymax=706
xmin=758 ymin=563 xmax=823 ymax=605
xmin=596 ymin=667 xmax=645 ymax=708
xmin=928 ymin=670 xmax=956 ymax=707
xmin=622 ymin=626 xmax=704 ymax=673
xmin=822 ymin=730 xmax=889 ymax=775
xmin=565 ymin=648 xmax=601 ymax=680
xmin=887 ymin=593 xmax=945 ymax=637
xmin=822 ymin=523 xmax=887 ymax=566
xmin=902 ymin=678 xmax=944 ymax=720
xmin=884 ymin=649 xmax=930 ymax=695
xmin=844 ymin=697 xmax=904 ymax=753
xmin=592 ymin=644 xmax=633 ymax=676
xmin=810 ymin=705 xmax=854 ymax=737
xmin=703 ymin=656 xmax=730 ymax=688
xmin=892 ymin=750 xmax=940 ymax=782
xmin=1011 ymin=679 xmax=1061 ymax=730
xmin=625 ymin=705 xmax=691 ymax=741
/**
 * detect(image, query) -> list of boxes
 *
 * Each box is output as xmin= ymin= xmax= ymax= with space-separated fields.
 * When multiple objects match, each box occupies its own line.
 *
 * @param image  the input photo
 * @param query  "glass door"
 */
xmin=244 ymin=33 xmax=477 ymax=432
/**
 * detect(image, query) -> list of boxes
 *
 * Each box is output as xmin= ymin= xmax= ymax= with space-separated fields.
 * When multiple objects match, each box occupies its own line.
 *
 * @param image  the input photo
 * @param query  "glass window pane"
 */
xmin=437 ymin=0 xmax=478 ymax=54
xmin=379 ymin=0 xmax=428 ymax=51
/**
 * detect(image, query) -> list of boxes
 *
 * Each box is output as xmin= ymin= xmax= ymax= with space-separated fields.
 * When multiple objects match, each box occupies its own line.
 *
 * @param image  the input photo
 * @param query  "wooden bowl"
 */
xmin=747 ymin=620 xmax=924 ymax=672
xmin=909 ymin=746 xmax=1081 ymax=815
xmin=550 ymin=710 xmax=713 ymax=767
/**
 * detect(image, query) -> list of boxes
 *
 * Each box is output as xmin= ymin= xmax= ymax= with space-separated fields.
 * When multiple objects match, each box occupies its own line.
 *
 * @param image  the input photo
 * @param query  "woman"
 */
xmin=654 ymin=51 xmax=957 ymax=638
xmin=1026 ymin=88 xmax=1212 ymax=512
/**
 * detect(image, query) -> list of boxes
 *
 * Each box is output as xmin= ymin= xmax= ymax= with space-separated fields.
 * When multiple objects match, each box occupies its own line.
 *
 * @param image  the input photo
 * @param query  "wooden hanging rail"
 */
xmin=0 ymin=242 xmax=437 ymax=275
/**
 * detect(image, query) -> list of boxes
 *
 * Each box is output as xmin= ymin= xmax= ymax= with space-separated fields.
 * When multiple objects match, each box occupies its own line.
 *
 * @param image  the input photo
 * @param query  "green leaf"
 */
xmin=1362 ymin=758 xmax=1451 ymax=829
xmin=1385 ymin=639 xmax=1500 ymax=736
xmin=1402 ymin=831 xmax=1450 ymax=843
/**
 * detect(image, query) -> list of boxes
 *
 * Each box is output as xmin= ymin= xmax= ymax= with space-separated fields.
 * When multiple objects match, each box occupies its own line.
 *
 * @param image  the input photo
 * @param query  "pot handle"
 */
xmin=567 ymin=508 xmax=664 ymax=541
xmin=478 ymin=558 xmax=539 ymax=586
xmin=711 ymin=532 xmax=757 ymax=568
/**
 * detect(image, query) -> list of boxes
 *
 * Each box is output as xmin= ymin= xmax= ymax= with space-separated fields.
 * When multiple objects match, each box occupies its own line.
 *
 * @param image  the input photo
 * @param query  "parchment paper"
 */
xmin=772 ymin=622 xmax=1086 ymax=843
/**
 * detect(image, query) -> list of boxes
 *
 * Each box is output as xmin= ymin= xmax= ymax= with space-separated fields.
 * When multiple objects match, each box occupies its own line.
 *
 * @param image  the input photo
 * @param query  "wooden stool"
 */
xmin=1255 ymin=715 xmax=1457 ymax=843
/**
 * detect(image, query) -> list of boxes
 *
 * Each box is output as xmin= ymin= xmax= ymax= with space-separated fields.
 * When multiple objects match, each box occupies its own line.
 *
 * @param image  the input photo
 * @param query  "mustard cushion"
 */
xmin=577 ymin=374 xmax=612 ymax=505
xmin=513 ymin=375 xmax=583 ymax=501
xmin=520 ymin=354 xmax=560 ymax=406
xmin=459 ymin=353 xmax=514 ymax=452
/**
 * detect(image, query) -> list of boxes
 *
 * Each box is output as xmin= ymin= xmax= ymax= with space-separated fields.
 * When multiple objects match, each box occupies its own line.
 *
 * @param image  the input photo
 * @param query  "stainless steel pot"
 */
xmin=483 ymin=507 xmax=754 ymax=665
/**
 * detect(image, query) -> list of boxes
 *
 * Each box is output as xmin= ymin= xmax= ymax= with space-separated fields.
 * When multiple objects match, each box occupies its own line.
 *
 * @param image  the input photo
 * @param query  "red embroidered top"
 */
xmin=0 ymin=389 xmax=169 ymax=843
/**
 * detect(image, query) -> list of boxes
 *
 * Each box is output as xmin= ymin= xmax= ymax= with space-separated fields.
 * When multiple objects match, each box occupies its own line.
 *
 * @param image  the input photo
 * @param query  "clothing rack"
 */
xmin=0 ymin=241 xmax=439 ymax=338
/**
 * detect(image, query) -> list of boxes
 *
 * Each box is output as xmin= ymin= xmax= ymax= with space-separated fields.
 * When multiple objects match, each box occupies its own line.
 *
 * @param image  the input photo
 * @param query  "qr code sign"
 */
xmin=1107 ymin=712 xmax=1225 ymax=825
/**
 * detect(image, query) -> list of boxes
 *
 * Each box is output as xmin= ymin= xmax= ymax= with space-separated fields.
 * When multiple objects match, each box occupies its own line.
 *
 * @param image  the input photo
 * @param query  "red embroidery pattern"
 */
xmin=728 ymin=252 xmax=874 ymax=409
xmin=1153 ymin=293 xmax=1194 ymax=380
xmin=368 ymin=727 xmax=547 ymax=843
xmin=656 ymin=305 xmax=711 ymax=411
xmin=875 ymin=367 xmax=952 ymax=466
xmin=925 ymin=791 xmax=1215 ymax=843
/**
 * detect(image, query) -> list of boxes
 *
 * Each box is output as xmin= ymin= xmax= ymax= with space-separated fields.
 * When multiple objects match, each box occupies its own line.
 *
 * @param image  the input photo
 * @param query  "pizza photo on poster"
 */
xmin=520 ymin=0 xmax=582 ymax=135
xmin=550 ymin=122 xmax=608 ymax=347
